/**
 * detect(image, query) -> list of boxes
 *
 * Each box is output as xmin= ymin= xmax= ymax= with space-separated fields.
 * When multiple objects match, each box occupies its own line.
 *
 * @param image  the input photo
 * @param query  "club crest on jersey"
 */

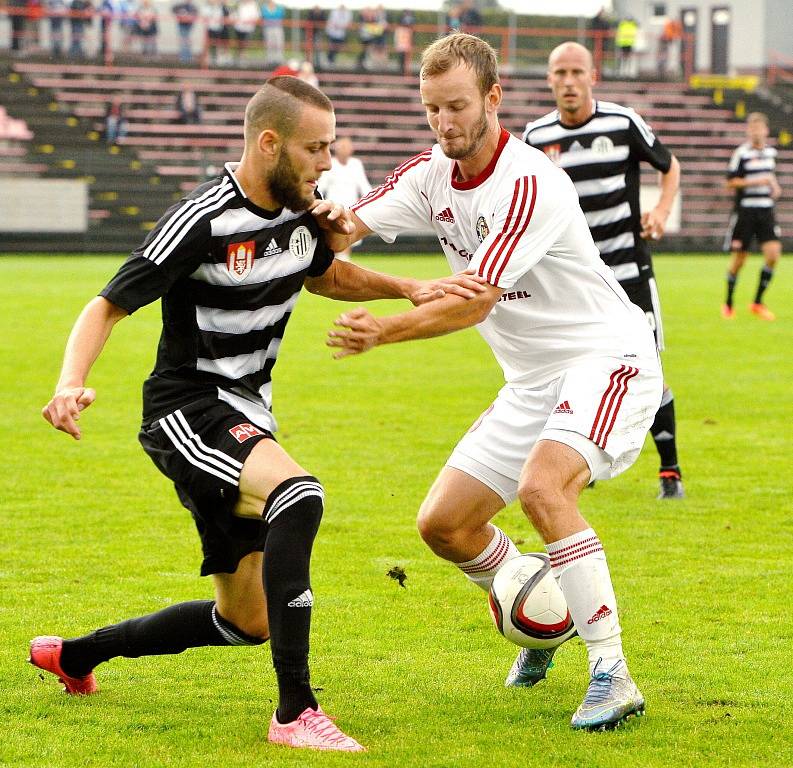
xmin=476 ymin=216 xmax=490 ymax=243
xmin=289 ymin=225 xmax=312 ymax=261
xmin=226 ymin=240 xmax=255 ymax=282
xmin=591 ymin=135 xmax=615 ymax=155
xmin=543 ymin=143 xmax=561 ymax=164
xmin=229 ymin=422 xmax=265 ymax=443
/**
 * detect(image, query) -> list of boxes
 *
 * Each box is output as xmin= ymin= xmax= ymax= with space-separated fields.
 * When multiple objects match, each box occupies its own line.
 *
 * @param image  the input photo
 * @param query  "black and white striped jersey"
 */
xmin=728 ymin=142 xmax=777 ymax=210
xmin=523 ymin=100 xmax=672 ymax=284
xmin=101 ymin=162 xmax=334 ymax=432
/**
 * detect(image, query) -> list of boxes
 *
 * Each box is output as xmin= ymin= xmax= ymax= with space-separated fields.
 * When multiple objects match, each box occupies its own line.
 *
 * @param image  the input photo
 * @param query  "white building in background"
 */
xmin=615 ymin=0 xmax=793 ymax=74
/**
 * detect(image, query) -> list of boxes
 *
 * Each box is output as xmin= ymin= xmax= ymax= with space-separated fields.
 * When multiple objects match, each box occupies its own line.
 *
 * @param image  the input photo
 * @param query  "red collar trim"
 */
xmin=451 ymin=128 xmax=511 ymax=190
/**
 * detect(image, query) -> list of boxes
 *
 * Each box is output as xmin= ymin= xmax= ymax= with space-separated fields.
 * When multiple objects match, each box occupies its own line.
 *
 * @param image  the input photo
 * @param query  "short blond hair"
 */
xmin=747 ymin=111 xmax=768 ymax=126
xmin=420 ymin=33 xmax=499 ymax=96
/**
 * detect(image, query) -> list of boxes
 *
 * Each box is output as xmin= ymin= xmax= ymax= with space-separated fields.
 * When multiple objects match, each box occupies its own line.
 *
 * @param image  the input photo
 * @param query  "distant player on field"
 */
xmin=320 ymin=33 xmax=661 ymax=731
xmin=32 ymin=76 xmax=483 ymax=753
xmin=523 ymin=41 xmax=685 ymax=500
xmin=722 ymin=112 xmax=782 ymax=321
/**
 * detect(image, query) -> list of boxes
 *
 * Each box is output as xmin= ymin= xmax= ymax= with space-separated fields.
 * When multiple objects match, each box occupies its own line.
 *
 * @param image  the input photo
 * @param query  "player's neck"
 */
xmin=455 ymin=123 xmax=503 ymax=182
xmin=559 ymin=100 xmax=594 ymax=128
xmin=233 ymin=160 xmax=280 ymax=211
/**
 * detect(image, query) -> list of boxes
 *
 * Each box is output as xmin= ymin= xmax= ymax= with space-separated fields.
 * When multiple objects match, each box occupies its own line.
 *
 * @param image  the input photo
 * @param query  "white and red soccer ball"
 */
xmin=488 ymin=553 xmax=576 ymax=649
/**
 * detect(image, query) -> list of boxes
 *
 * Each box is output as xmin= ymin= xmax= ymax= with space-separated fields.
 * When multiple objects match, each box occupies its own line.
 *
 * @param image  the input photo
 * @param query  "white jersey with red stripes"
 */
xmin=353 ymin=128 xmax=657 ymax=387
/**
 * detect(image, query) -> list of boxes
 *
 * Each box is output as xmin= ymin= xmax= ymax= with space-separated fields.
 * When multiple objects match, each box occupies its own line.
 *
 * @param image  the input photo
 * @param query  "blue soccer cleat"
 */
xmin=505 ymin=646 xmax=557 ymax=688
xmin=571 ymin=659 xmax=645 ymax=731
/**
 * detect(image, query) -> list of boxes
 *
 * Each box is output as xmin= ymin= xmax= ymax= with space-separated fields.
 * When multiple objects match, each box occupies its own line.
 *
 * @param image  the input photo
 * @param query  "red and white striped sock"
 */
xmin=546 ymin=528 xmax=626 ymax=676
xmin=456 ymin=526 xmax=521 ymax=591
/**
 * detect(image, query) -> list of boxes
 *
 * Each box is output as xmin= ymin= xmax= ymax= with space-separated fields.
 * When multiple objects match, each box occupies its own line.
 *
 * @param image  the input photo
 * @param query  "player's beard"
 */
xmin=268 ymin=149 xmax=313 ymax=212
xmin=441 ymin=106 xmax=489 ymax=161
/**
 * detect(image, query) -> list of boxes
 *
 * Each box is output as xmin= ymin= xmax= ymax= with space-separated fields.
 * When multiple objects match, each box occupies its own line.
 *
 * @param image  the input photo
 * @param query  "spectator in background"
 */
xmin=98 ymin=0 xmax=119 ymax=61
xmin=356 ymin=7 xmax=378 ymax=69
xmin=104 ymin=95 xmax=128 ymax=144
xmin=9 ymin=0 xmax=27 ymax=53
xmin=233 ymin=0 xmax=260 ymax=66
xmin=135 ymin=0 xmax=158 ymax=56
xmin=261 ymin=0 xmax=285 ymax=68
xmin=68 ymin=0 xmax=93 ymax=58
xmin=458 ymin=0 xmax=481 ymax=31
xmin=317 ymin=137 xmax=371 ymax=261
xmin=204 ymin=0 xmax=231 ymax=66
xmin=393 ymin=9 xmax=414 ymax=73
xmin=118 ymin=0 xmax=137 ymax=53
xmin=589 ymin=6 xmax=612 ymax=57
xmin=656 ymin=16 xmax=682 ymax=77
xmin=325 ymin=3 xmax=351 ymax=66
xmin=615 ymin=16 xmax=638 ymax=78
xmin=172 ymin=0 xmax=198 ymax=63
xmin=46 ymin=0 xmax=67 ymax=57
xmin=306 ymin=5 xmax=326 ymax=68
xmin=176 ymin=88 xmax=202 ymax=123
xmin=446 ymin=4 xmax=460 ymax=32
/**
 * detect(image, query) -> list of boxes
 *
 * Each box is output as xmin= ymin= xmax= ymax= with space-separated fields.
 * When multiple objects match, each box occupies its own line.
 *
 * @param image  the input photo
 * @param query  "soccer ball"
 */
xmin=488 ymin=553 xmax=576 ymax=649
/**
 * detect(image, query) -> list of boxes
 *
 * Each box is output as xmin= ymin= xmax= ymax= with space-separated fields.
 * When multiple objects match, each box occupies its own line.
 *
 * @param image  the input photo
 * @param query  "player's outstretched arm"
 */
xmin=305 ymin=260 xmax=488 ymax=305
xmin=327 ymin=283 xmax=502 ymax=358
xmin=42 ymin=296 xmax=128 ymax=440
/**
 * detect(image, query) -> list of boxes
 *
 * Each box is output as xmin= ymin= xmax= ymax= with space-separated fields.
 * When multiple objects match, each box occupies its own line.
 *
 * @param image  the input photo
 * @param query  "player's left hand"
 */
xmin=640 ymin=207 xmax=668 ymax=241
xmin=327 ymin=307 xmax=381 ymax=358
xmin=409 ymin=269 xmax=488 ymax=305
xmin=309 ymin=199 xmax=355 ymax=235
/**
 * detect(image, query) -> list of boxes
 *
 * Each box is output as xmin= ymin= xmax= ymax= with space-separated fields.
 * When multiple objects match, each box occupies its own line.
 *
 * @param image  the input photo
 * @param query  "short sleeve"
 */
xmin=100 ymin=199 xmax=211 ymax=313
xmin=627 ymin=110 xmax=672 ymax=173
xmin=469 ymin=172 xmax=573 ymax=290
xmin=727 ymin=147 xmax=744 ymax=179
xmin=307 ymin=233 xmax=335 ymax=277
xmin=352 ymin=151 xmax=432 ymax=243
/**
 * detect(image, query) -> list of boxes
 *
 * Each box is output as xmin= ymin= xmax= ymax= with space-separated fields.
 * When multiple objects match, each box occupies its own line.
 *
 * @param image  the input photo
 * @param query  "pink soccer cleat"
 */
xmin=28 ymin=636 xmax=98 ymax=695
xmin=268 ymin=707 xmax=366 ymax=752
xmin=720 ymin=304 xmax=735 ymax=319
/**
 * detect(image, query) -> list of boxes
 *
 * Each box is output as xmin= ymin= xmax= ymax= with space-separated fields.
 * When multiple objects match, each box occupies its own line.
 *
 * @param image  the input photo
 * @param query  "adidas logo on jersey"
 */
xmin=263 ymin=238 xmax=282 ymax=257
xmin=287 ymin=589 xmax=314 ymax=608
xmin=569 ymin=140 xmax=584 ymax=152
xmin=553 ymin=400 xmax=573 ymax=414
xmin=435 ymin=207 xmax=455 ymax=223
xmin=587 ymin=604 xmax=612 ymax=624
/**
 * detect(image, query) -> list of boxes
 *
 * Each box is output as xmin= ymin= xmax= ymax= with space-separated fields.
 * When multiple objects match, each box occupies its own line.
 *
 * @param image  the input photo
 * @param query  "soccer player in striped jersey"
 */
xmin=723 ymin=112 xmax=782 ymax=321
xmin=523 ymin=41 xmax=685 ymax=500
xmin=33 ymin=76 xmax=484 ymax=753
xmin=322 ymin=33 xmax=660 ymax=731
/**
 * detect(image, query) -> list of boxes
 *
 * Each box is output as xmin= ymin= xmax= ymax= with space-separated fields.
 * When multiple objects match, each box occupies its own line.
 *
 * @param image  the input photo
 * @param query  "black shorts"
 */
xmin=138 ymin=398 xmax=274 ymax=576
xmin=727 ymin=208 xmax=781 ymax=251
xmin=621 ymin=276 xmax=665 ymax=351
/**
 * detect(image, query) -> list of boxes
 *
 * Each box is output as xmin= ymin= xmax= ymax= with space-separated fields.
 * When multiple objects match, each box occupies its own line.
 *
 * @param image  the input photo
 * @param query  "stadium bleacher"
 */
xmin=4 ymin=57 xmax=792 ymax=251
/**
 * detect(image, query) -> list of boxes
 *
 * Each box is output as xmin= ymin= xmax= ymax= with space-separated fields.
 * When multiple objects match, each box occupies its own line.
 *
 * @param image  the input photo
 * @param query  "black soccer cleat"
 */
xmin=657 ymin=467 xmax=684 ymax=500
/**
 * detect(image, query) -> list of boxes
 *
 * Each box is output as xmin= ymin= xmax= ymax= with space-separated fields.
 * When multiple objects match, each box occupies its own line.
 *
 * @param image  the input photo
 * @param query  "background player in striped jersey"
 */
xmin=523 ymin=41 xmax=685 ymax=500
xmin=722 ymin=112 xmax=782 ymax=321
xmin=33 ymin=76 xmax=484 ymax=753
xmin=322 ymin=33 xmax=661 ymax=731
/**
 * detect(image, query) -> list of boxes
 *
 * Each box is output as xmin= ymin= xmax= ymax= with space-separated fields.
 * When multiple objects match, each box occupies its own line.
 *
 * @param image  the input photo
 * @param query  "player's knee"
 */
xmin=517 ymin=476 xmax=566 ymax=528
xmin=416 ymin=501 xmax=461 ymax=553
xmin=264 ymin=475 xmax=324 ymax=530
xmin=215 ymin=606 xmax=269 ymax=644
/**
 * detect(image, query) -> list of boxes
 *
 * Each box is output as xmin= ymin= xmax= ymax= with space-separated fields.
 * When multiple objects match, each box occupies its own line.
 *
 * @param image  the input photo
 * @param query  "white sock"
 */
xmin=546 ymin=528 xmax=626 ymax=676
xmin=456 ymin=526 xmax=521 ymax=591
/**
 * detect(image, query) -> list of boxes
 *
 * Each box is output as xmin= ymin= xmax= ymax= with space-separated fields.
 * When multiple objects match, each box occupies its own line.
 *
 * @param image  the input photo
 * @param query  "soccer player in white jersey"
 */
xmin=317 ymin=137 xmax=372 ymax=260
xmin=321 ymin=33 xmax=662 ymax=731
xmin=32 ymin=76 xmax=484 ymax=753
xmin=723 ymin=112 xmax=783 ymax=321
xmin=524 ymin=42 xmax=684 ymax=500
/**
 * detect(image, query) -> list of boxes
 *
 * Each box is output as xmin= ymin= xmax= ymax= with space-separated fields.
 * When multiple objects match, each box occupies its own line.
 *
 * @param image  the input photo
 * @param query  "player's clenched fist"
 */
xmin=327 ymin=308 xmax=381 ymax=358
xmin=42 ymin=386 xmax=96 ymax=440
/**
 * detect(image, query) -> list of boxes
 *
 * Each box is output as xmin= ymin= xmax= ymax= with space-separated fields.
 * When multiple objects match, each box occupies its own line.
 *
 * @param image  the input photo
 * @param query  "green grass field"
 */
xmin=1 ymin=254 xmax=791 ymax=768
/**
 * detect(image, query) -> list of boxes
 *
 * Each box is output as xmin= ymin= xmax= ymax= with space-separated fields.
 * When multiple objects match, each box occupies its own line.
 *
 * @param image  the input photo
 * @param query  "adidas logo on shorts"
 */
xmin=287 ymin=589 xmax=314 ymax=608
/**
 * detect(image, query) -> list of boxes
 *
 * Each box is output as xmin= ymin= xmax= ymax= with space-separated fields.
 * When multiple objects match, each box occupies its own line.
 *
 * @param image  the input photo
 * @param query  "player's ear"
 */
xmin=486 ymin=83 xmax=502 ymax=112
xmin=591 ymin=68 xmax=599 ymax=86
xmin=258 ymin=128 xmax=281 ymax=159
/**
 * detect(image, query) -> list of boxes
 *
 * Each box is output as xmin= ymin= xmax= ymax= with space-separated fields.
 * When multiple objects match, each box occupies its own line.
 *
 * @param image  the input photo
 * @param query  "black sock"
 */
xmin=262 ymin=476 xmax=324 ymax=723
xmin=651 ymin=390 xmax=679 ymax=471
xmin=59 ymin=600 xmax=264 ymax=678
xmin=754 ymin=266 xmax=774 ymax=304
xmin=725 ymin=272 xmax=738 ymax=307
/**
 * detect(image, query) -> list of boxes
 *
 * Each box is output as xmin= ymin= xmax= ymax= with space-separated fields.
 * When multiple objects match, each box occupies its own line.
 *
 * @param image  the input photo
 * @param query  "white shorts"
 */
xmin=446 ymin=357 xmax=663 ymax=504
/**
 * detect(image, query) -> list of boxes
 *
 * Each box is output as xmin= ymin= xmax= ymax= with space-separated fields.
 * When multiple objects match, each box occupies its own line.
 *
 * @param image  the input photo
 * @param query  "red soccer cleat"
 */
xmin=749 ymin=303 xmax=776 ymax=321
xmin=29 ymin=636 xmax=98 ymax=695
xmin=268 ymin=707 xmax=366 ymax=752
xmin=720 ymin=304 xmax=735 ymax=319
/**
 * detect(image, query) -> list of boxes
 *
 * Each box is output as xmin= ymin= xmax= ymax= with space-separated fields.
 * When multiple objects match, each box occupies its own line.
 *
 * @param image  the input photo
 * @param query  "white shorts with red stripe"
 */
xmin=446 ymin=357 xmax=662 ymax=504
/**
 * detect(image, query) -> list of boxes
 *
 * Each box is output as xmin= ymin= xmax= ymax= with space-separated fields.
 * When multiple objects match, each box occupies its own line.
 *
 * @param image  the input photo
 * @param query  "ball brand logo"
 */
xmin=226 ymin=240 xmax=255 ymax=282
xmin=229 ymin=422 xmax=264 ymax=443
xmin=587 ymin=604 xmax=612 ymax=624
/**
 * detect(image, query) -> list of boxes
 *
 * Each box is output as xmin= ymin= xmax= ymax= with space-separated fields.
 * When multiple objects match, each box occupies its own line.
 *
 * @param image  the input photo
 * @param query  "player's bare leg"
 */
xmin=723 ymin=248 xmax=746 ymax=318
xmin=518 ymin=439 xmax=644 ymax=730
xmin=750 ymin=240 xmax=781 ymax=320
